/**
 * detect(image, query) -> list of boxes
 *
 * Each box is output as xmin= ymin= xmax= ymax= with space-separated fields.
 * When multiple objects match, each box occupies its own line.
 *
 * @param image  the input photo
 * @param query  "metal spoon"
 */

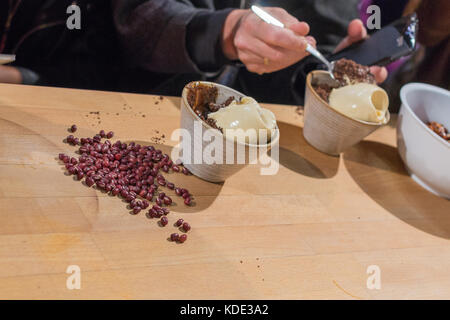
xmin=251 ymin=5 xmax=336 ymax=80
xmin=0 ymin=54 xmax=16 ymax=65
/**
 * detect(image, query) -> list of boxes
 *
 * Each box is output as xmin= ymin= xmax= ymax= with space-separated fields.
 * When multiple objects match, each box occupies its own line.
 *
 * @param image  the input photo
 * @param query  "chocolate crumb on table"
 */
xmin=151 ymin=129 xmax=166 ymax=144
xmin=295 ymin=106 xmax=304 ymax=116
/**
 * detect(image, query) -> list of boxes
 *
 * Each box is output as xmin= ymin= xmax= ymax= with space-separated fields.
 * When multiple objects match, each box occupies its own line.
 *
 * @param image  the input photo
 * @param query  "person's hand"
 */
xmin=222 ymin=7 xmax=316 ymax=75
xmin=0 ymin=65 xmax=22 ymax=84
xmin=335 ymin=19 xmax=388 ymax=83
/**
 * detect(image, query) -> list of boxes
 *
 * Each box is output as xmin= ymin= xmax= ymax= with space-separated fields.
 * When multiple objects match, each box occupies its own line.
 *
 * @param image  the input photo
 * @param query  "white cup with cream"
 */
xmin=303 ymin=71 xmax=390 ymax=155
xmin=180 ymin=81 xmax=280 ymax=182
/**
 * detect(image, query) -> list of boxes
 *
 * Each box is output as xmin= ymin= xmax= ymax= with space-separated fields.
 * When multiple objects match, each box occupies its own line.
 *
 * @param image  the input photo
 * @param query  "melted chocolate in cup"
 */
xmin=180 ymin=81 xmax=280 ymax=182
xmin=312 ymin=58 xmax=376 ymax=103
xmin=332 ymin=59 xmax=376 ymax=86
xmin=186 ymin=82 xmax=236 ymax=133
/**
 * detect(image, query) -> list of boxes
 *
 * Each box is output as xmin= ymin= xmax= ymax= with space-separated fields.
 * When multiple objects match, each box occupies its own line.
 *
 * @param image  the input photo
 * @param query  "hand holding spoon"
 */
xmin=251 ymin=6 xmax=336 ymax=80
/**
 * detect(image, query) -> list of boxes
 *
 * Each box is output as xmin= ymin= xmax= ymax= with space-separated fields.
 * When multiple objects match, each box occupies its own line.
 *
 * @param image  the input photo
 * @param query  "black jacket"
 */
xmin=1 ymin=0 xmax=118 ymax=89
xmin=112 ymin=0 xmax=359 ymax=74
xmin=111 ymin=0 xmax=359 ymax=100
xmin=1 ymin=0 xmax=358 ymax=100
xmin=112 ymin=0 xmax=240 ymax=74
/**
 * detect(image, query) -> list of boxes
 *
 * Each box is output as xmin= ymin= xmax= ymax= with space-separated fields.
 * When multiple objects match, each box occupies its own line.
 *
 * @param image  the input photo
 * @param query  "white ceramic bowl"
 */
xmin=397 ymin=83 xmax=450 ymax=199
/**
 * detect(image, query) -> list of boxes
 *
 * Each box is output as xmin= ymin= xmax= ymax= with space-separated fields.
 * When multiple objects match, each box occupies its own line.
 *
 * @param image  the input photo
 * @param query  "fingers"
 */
xmin=245 ymin=63 xmax=267 ymax=75
xmin=334 ymin=19 xmax=367 ymax=53
xmin=240 ymin=7 xmax=309 ymax=52
xmin=370 ymin=66 xmax=388 ymax=84
xmin=254 ymin=24 xmax=307 ymax=52
xmin=332 ymin=19 xmax=388 ymax=83
xmin=237 ymin=38 xmax=309 ymax=74
xmin=0 ymin=65 xmax=22 ymax=84
xmin=232 ymin=7 xmax=315 ymax=74
xmin=237 ymin=38 xmax=282 ymax=63
xmin=305 ymin=36 xmax=316 ymax=48
xmin=237 ymin=44 xmax=287 ymax=74
xmin=266 ymin=7 xmax=299 ymax=28
xmin=233 ymin=9 xmax=388 ymax=82
xmin=347 ymin=19 xmax=367 ymax=42
xmin=265 ymin=7 xmax=310 ymax=37
xmin=287 ymin=21 xmax=310 ymax=36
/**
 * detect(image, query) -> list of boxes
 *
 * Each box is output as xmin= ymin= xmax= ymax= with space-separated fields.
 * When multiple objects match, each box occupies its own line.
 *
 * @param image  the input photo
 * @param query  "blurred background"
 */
xmin=0 ymin=0 xmax=448 ymax=110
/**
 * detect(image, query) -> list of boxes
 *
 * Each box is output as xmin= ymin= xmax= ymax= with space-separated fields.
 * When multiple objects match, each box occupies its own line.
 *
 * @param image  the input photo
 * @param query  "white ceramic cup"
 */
xmin=303 ymin=71 xmax=390 ymax=156
xmin=397 ymin=82 xmax=450 ymax=199
xmin=179 ymin=81 xmax=280 ymax=183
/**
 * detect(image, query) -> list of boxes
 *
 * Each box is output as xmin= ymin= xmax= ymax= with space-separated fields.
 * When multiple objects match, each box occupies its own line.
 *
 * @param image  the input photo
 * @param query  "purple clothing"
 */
xmin=359 ymin=0 xmax=373 ymax=25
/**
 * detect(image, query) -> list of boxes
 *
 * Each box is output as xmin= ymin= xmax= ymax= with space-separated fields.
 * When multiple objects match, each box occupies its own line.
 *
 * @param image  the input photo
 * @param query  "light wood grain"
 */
xmin=0 ymin=83 xmax=449 ymax=300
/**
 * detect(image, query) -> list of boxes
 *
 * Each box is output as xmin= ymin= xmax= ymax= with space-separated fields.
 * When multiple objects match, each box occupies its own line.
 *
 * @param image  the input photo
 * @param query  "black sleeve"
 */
xmin=186 ymin=8 xmax=234 ymax=72
xmin=112 ymin=0 xmax=234 ymax=74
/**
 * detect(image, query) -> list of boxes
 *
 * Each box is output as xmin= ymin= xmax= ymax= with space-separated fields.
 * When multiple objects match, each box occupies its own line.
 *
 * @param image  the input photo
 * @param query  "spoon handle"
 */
xmin=251 ymin=6 xmax=333 ymax=70
xmin=305 ymin=44 xmax=332 ymax=70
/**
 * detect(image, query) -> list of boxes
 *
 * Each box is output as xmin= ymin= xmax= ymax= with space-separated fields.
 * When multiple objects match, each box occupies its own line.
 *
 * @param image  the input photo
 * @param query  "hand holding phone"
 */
xmin=328 ymin=13 xmax=418 ymax=66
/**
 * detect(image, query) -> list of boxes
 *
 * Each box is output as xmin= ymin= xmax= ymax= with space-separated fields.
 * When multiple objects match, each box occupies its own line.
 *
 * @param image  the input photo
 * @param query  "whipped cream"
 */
xmin=329 ymin=83 xmax=389 ymax=124
xmin=208 ymin=97 xmax=277 ymax=144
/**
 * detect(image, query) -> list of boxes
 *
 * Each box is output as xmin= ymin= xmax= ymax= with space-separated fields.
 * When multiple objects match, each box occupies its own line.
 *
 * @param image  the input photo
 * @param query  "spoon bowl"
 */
xmin=305 ymin=44 xmax=337 ymax=81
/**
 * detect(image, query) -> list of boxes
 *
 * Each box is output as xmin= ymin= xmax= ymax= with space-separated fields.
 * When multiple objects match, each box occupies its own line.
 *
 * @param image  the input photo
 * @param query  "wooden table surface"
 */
xmin=0 ymin=83 xmax=449 ymax=300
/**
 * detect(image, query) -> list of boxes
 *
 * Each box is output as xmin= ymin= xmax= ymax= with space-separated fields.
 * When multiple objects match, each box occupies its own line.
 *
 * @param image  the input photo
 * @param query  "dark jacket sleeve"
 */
xmin=112 ymin=0 xmax=234 ymax=74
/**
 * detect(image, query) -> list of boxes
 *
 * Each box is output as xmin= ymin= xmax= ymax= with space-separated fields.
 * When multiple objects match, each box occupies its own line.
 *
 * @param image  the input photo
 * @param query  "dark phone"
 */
xmin=328 ymin=13 xmax=418 ymax=66
xmin=291 ymin=13 xmax=419 ymax=104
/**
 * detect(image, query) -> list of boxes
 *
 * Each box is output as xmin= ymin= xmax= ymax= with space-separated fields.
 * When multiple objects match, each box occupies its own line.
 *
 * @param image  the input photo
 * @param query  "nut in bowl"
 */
xmin=178 ymin=81 xmax=280 ymax=183
xmin=303 ymin=60 xmax=390 ymax=156
xmin=397 ymin=83 xmax=450 ymax=199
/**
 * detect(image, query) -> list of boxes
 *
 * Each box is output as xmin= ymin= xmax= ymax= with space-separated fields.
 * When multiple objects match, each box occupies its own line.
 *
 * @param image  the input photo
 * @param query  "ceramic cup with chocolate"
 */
xmin=303 ymin=59 xmax=390 ymax=156
xmin=179 ymin=81 xmax=280 ymax=183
